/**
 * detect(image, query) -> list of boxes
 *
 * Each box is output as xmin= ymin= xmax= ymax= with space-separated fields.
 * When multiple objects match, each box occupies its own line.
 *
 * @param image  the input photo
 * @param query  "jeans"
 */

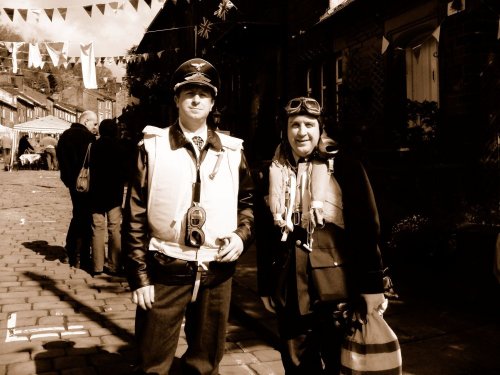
xmin=91 ymin=206 xmax=122 ymax=273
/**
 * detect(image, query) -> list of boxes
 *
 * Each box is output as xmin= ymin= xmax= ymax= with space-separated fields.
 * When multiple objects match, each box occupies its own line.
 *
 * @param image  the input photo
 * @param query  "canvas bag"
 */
xmin=340 ymin=310 xmax=402 ymax=375
xmin=76 ymin=143 xmax=91 ymax=193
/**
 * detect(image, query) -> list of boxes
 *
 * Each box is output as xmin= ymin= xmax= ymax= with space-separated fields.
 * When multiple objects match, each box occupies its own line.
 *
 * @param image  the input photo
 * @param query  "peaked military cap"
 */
xmin=172 ymin=58 xmax=220 ymax=96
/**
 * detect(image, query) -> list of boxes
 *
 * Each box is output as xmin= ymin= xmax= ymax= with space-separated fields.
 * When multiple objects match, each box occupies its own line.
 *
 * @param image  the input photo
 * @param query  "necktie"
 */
xmin=192 ymin=136 xmax=204 ymax=152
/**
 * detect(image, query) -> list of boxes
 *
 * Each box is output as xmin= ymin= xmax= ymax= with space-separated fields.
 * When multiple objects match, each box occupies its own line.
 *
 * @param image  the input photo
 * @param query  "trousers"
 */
xmin=135 ymin=254 xmax=234 ymax=374
xmin=91 ymin=206 xmax=122 ymax=273
xmin=66 ymin=189 xmax=92 ymax=269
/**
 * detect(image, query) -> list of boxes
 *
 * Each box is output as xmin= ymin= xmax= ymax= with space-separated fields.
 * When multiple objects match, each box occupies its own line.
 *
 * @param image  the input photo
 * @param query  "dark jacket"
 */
xmin=56 ymin=123 xmax=95 ymax=189
xmin=122 ymin=123 xmax=255 ymax=291
xmin=18 ymin=136 xmax=34 ymax=156
xmin=256 ymin=150 xmax=384 ymax=314
xmin=88 ymin=135 xmax=127 ymax=211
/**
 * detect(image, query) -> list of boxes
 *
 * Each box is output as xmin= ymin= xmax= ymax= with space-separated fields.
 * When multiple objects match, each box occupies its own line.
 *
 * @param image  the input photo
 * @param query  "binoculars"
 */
xmin=185 ymin=203 xmax=206 ymax=248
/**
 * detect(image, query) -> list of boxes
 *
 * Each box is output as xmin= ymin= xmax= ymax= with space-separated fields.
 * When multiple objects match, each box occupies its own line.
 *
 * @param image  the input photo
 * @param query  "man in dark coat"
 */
xmin=56 ymin=110 xmax=97 ymax=269
xmin=89 ymin=119 xmax=127 ymax=275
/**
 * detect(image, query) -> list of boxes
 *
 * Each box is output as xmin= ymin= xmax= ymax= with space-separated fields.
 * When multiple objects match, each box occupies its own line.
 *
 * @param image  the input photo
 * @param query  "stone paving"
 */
xmin=0 ymin=169 xmax=284 ymax=375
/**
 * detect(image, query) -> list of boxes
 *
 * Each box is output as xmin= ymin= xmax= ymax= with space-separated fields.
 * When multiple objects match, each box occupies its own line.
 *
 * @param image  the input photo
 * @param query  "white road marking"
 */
xmin=5 ymin=313 xmax=86 ymax=342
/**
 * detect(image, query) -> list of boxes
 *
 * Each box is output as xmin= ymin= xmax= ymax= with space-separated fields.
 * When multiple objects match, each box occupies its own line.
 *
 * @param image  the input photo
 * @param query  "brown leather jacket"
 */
xmin=122 ymin=123 xmax=255 ymax=291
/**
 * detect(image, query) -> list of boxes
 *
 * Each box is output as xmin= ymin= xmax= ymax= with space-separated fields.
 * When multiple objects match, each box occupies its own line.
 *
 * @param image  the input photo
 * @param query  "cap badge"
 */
xmin=191 ymin=62 xmax=206 ymax=72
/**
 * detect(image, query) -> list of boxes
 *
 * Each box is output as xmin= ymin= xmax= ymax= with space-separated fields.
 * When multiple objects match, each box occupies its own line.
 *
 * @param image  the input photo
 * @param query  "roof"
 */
xmin=13 ymin=115 xmax=71 ymax=134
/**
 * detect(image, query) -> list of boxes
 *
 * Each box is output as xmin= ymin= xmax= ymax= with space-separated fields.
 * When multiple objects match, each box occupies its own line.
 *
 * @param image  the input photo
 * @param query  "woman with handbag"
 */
xmin=257 ymin=97 xmax=387 ymax=374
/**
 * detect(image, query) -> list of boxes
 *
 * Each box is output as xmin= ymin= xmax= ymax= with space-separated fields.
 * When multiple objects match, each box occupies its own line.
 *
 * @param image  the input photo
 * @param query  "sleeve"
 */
xmin=122 ymin=141 xmax=152 ymax=291
xmin=340 ymin=157 xmax=385 ymax=294
xmin=233 ymin=150 xmax=255 ymax=251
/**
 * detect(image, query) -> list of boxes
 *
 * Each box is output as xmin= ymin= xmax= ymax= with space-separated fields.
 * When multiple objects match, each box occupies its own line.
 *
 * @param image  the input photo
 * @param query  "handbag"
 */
xmin=340 ymin=310 xmax=402 ymax=374
xmin=75 ymin=143 xmax=91 ymax=193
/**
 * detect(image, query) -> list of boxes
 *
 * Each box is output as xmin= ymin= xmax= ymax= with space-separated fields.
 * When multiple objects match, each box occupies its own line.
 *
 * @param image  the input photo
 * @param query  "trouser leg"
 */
xmin=135 ymin=283 xmax=192 ymax=374
xmin=106 ymin=206 xmax=122 ymax=272
xmin=91 ymin=211 xmax=106 ymax=272
xmin=67 ymin=189 xmax=92 ymax=269
xmin=182 ymin=277 xmax=232 ymax=375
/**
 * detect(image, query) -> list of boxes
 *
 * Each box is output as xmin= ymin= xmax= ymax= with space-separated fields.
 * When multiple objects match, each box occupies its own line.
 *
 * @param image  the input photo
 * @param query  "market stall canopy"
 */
xmin=0 ymin=123 xmax=14 ymax=135
xmin=13 ymin=115 xmax=70 ymax=135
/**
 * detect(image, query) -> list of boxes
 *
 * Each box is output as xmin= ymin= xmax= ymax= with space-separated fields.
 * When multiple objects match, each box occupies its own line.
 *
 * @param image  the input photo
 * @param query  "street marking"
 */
xmin=5 ymin=313 xmax=86 ymax=342
xmin=19 ymin=218 xmax=57 ymax=225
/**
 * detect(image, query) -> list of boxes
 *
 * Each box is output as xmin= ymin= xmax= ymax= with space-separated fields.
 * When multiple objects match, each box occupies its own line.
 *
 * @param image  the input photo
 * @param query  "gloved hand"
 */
xmin=260 ymin=296 xmax=276 ymax=314
xmin=361 ymin=293 xmax=388 ymax=314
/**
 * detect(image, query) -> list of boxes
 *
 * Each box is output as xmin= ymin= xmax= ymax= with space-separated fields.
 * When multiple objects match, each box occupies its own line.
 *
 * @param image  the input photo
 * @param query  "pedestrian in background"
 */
xmin=17 ymin=134 xmax=34 ymax=157
xmin=2 ymin=132 xmax=13 ymax=171
xmin=56 ymin=110 xmax=97 ymax=270
xmin=89 ymin=119 xmax=127 ymax=276
xmin=40 ymin=134 xmax=58 ymax=171
xmin=122 ymin=58 xmax=255 ymax=374
xmin=257 ymin=96 xmax=386 ymax=374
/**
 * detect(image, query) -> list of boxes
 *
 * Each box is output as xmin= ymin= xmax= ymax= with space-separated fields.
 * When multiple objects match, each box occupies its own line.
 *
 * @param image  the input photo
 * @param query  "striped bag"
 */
xmin=340 ymin=311 xmax=402 ymax=374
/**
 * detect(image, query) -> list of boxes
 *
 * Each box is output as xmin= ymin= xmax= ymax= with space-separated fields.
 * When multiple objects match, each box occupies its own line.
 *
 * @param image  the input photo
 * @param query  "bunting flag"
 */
xmin=84 ymin=5 xmax=93 ymax=17
xmin=80 ymin=42 xmax=98 ymax=89
xmin=214 ymin=0 xmax=234 ymax=21
xmin=28 ymin=43 xmax=43 ymax=68
xmin=198 ymin=17 xmax=213 ymax=39
xmin=432 ymin=26 xmax=440 ymax=42
xmin=129 ymin=0 xmax=140 ymax=11
xmin=18 ymin=9 xmax=28 ymax=22
xmin=11 ymin=42 xmax=24 ymax=74
xmin=96 ymin=4 xmax=106 ymax=15
xmin=31 ymin=9 xmax=41 ymax=22
xmin=44 ymin=9 xmax=54 ymax=21
xmin=57 ymin=8 xmax=67 ymax=20
xmin=145 ymin=0 xmax=153 ymax=8
xmin=109 ymin=2 xmax=119 ymax=13
xmin=4 ymin=8 xmax=14 ymax=21
xmin=381 ymin=35 xmax=389 ymax=54
xmin=45 ymin=42 xmax=69 ymax=67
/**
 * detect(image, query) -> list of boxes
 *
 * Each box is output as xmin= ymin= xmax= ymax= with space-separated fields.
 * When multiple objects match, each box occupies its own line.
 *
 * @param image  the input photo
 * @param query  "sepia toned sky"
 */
xmin=0 ymin=0 xmax=164 ymax=78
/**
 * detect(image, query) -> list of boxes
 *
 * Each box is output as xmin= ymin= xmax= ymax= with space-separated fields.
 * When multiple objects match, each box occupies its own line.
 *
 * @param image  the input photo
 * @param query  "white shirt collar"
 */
xmin=178 ymin=120 xmax=207 ymax=142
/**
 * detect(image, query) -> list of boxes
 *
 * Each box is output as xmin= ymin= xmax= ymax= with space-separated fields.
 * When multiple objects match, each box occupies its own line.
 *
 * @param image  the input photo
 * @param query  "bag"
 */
xmin=340 ymin=311 xmax=402 ymax=374
xmin=76 ymin=143 xmax=91 ymax=193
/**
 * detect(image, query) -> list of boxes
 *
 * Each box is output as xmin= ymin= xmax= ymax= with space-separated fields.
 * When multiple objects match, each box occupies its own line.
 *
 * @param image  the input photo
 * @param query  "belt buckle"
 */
xmin=292 ymin=211 xmax=301 ymax=226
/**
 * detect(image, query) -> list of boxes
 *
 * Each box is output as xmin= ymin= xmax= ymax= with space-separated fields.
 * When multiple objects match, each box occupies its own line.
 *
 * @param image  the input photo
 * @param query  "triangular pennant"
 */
xmin=381 ymin=35 xmax=390 ymax=54
xmin=4 ymin=42 xmax=13 ymax=53
xmin=40 ymin=61 xmax=46 ymax=69
xmin=142 ymin=53 xmax=149 ymax=61
xmin=100 ymin=57 xmax=106 ymax=65
xmin=109 ymin=2 xmax=119 ymax=13
xmin=119 ymin=2 xmax=125 ymax=10
xmin=157 ymin=50 xmax=164 ymax=58
xmin=412 ymin=44 xmax=421 ymax=60
xmin=114 ymin=57 xmax=120 ymax=65
xmin=44 ymin=9 xmax=54 ymax=21
xmin=18 ymin=9 xmax=28 ymax=22
xmin=144 ymin=0 xmax=153 ymax=8
xmin=31 ymin=9 xmax=41 ymax=22
xmin=57 ymin=8 xmax=67 ymax=20
xmin=4 ymin=8 xmax=14 ymax=21
xmin=96 ymin=4 xmax=106 ymax=15
xmin=432 ymin=25 xmax=440 ymax=42
xmin=84 ymin=5 xmax=93 ymax=17
xmin=75 ymin=57 xmax=81 ymax=65
xmin=129 ymin=0 xmax=140 ymax=11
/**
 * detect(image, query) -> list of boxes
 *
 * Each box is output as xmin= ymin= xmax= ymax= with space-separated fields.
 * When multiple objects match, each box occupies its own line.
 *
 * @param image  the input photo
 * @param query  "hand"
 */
xmin=215 ymin=233 xmax=244 ymax=262
xmin=132 ymin=285 xmax=155 ymax=310
xmin=361 ymin=293 xmax=388 ymax=314
xmin=260 ymin=296 xmax=276 ymax=314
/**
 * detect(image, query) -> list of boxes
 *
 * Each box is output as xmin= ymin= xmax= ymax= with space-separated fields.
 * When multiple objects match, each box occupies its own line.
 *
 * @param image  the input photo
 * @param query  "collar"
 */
xmin=169 ymin=121 xmax=223 ymax=152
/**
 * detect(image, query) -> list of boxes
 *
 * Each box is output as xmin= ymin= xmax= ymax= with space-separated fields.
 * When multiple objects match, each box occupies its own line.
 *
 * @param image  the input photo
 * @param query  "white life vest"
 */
xmin=142 ymin=125 xmax=243 ymax=262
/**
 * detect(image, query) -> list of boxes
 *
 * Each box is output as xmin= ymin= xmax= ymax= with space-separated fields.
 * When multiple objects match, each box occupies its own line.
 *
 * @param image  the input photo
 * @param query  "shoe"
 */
xmin=92 ymin=271 xmax=103 ymax=277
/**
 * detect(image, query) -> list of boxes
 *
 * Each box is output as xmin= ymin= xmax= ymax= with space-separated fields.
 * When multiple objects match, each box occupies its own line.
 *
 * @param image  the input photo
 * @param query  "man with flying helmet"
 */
xmin=257 ymin=96 xmax=387 ymax=373
xmin=122 ymin=58 xmax=254 ymax=374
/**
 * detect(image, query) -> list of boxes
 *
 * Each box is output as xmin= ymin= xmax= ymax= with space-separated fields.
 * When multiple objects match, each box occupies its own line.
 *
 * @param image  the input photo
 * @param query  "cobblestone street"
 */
xmin=0 ymin=169 xmax=284 ymax=375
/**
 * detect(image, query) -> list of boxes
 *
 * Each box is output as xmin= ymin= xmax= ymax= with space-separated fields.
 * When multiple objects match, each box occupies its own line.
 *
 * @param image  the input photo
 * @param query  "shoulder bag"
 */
xmin=76 ymin=143 xmax=91 ymax=193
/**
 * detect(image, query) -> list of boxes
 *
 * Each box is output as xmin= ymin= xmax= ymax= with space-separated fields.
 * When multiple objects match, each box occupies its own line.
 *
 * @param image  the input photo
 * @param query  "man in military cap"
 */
xmin=122 ymin=58 xmax=254 ymax=374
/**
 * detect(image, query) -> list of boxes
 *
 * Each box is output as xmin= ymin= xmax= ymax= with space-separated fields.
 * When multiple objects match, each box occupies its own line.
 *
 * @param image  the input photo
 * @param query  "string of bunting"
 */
xmin=1 ymin=0 xmax=165 ymax=22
